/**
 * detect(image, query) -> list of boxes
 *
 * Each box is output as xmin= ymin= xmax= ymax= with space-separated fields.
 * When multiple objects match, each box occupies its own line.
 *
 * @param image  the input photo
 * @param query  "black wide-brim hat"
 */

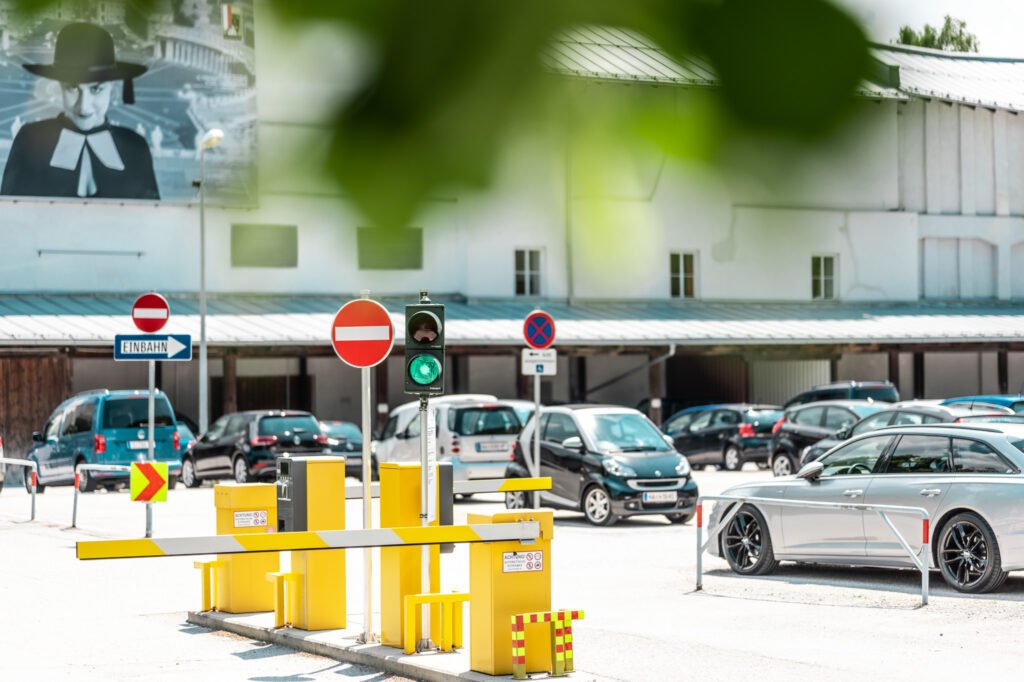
xmin=23 ymin=22 xmax=147 ymax=101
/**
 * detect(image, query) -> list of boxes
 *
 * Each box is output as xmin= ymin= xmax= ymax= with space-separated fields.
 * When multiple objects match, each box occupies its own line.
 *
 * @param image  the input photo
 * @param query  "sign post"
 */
xmin=331 ymin=295 xmax=395 ymax=644
xmin=523 ymin=310 xmax=556 ymax=509
xmin=129 ymin=293 xmax=169 ymax=538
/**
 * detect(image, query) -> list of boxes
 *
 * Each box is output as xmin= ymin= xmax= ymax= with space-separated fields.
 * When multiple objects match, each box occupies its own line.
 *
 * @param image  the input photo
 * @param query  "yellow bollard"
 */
xmin=401 ymin=592 xmax=469 ymax=655
xmin=193 ymin=560 xmax=225 ymax=612
xmin=468 ymin=510 xmax=554 ymax=676
xmin=380 ymin=463 xmax=441 ymax=648
xmin=213 ymin=484 xmax=278 ymax=613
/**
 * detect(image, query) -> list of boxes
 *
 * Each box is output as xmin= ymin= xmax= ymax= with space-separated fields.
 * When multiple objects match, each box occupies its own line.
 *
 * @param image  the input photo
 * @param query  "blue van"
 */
xmin=25 ymin=389 xmax=182 ymax=492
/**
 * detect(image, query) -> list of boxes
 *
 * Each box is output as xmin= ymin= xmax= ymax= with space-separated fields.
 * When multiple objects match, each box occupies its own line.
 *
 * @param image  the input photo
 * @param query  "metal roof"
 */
xmin=546 ymin=26 xmax=906 ymax=100
xmin=2 ymin=295 xmax=1024 ymax=348
xmin=871 ymin=44 xmax=1024 ymax=112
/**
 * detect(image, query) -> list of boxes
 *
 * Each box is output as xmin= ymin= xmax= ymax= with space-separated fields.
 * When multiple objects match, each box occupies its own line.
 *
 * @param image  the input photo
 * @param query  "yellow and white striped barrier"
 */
xmin=454 ymin=477 xmax=551 ymax=496
xmin=76 ymin=522 xmax=541 ymax=561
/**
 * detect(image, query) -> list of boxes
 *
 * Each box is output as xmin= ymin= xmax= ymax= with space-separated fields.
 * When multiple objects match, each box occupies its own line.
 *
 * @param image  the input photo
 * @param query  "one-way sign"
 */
xmin=114 ymin=334 xmax=192 ymax=362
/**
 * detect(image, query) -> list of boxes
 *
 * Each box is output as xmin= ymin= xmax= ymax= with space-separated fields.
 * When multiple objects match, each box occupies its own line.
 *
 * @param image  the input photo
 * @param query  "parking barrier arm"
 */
xmin=0 ymin=457 xmax=38 ymax=521
xmin=342 ymin=477 xmax=551 ymax=501
xmin=77 ymin=521 xmax=542 ymax=560
xmin=71 ymin=464 xmax=133 ymax=528
xmin=695 ymin=494 xmax=930 ymax=607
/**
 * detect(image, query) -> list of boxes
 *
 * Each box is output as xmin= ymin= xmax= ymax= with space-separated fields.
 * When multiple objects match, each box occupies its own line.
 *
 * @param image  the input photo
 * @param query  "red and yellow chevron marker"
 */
xmin=130 ymin=462 xmax=168 ymax=502
xmin=511 ymin=609 xmax=585 ymax=680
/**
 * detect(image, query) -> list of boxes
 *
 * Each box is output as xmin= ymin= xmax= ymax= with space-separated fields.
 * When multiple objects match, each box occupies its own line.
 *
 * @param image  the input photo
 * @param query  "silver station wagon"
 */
xmin=709 ymin=424 xmax=1024 ymax=593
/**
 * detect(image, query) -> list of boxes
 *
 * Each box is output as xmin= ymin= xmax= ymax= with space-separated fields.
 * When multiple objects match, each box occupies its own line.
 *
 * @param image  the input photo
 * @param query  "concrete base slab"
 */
xmin=187 ymin=610 xmax=608 ymax=682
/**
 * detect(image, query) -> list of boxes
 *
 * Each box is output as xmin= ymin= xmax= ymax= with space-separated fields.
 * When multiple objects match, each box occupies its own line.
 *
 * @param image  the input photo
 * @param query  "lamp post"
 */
xmin=198 ymin=128 xmax=224 ymax=434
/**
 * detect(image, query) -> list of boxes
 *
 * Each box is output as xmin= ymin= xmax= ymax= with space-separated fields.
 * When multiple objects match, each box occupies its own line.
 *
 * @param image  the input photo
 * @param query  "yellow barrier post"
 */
xmin=266 ymin=572 xmax=300 ymax=628
xmin=508 ymin=609 xmax=585 ymax=679
xmin=193 ymin=559 xmax=225 ymax=612
xmin=213 ymin=483 xmax=278 ymax=613
xmin=402 ymin=592 xmax=470 ymax=655
xmin=468 ymin=510 xmax=554 ymax=676
xmin=380 ymin=463 xmax=441 ymax=649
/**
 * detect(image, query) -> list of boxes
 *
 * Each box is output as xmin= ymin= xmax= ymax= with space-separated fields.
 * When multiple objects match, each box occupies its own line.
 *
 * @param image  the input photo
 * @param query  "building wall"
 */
xmin=748 ymin=360 xmax=831 ymax=405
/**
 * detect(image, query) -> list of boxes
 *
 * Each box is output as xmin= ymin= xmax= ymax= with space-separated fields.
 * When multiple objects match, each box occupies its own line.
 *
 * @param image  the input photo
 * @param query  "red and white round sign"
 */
xmin=132 ymin=292 xmax=170 ymax=333
xmin=331 ymin=299 xmax=395 ymax=368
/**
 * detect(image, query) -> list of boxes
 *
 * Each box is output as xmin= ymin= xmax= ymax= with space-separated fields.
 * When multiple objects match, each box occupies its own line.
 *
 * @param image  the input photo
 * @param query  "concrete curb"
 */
xmin=187 ymin=610 xmax=501 ymax=682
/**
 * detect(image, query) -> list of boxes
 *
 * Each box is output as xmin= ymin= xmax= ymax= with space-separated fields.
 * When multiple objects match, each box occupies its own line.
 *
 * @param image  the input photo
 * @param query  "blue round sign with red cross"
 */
xmin=523 ymin=310 xmax=556 ymax=350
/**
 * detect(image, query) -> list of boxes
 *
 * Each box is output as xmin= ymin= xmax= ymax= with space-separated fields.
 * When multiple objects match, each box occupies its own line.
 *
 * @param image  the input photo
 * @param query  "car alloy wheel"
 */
xmin=772 ymin=454 xmax=794 ymax=477
xmin=233 ymin=457 xmax=250 ymax=484
xmin=583 ymin=486 xmax=614 ymax=526
xmin=938 ymin=513 xmax=1006 ymax=593
xmin=724 ymin=446 xmax=742 ymax=471
xmin=722 ymin=505 xmax=779 ymax=575
xmin=505 ymin=491 xmax=527 ymax=510
xmin=182 ymin=458 xmax=200 ymax=488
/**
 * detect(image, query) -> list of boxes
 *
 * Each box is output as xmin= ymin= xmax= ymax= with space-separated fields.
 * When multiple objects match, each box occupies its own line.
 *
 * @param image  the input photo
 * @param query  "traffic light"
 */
xmin=404 ymin=292 xmax=445 ymax=395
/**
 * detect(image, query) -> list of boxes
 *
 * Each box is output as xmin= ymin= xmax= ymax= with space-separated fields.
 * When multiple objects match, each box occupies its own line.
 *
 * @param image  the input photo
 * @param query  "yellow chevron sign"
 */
xmin=76 ymin=522 xmax=541 ymax=561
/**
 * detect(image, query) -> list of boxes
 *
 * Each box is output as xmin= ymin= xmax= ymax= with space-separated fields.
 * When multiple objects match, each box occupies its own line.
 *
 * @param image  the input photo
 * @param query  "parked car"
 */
xmin=501 ymin=399 xmax=538 ymax=430
xmin=941 ymin=395 xmax=1024 ymax=414
xmin=954 ymin=414 xmax=1024 ymax=424
xmin=177 ymin=423 xmax=198 ymax=452
xmin=799 ymin=404 xmax=986 ymax=466
xmin=504 ymin=405 xmax=698 ymax=526
xmin=320 ymin=420 xmax=376 ymax=481
xmin=24 ymin=389 xmax=182 ymax=493
xmin=769 ymin=400 xmax=888 ymax=476
xmin=376 ymin=395 xmax=523 ymax=482
xmin=181 ymin=410 xmax=330 ymax=486
xmin=662 ymin=404 xmax=783 ymax=471
xmin=783 ymin=381 xmax=899 ymax=409
xmin=708 ymin=423 xmax=1024 ymax=593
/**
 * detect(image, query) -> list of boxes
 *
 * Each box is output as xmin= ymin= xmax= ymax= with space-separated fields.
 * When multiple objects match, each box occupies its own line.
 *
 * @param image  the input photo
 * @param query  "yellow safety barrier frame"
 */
xmin=193 ymin=559 xmax=225 ymax=612
xmin=511 ymin=609 xmax=585 ymax=680
xmin=403 ymin=592 xmax=469 ymax=654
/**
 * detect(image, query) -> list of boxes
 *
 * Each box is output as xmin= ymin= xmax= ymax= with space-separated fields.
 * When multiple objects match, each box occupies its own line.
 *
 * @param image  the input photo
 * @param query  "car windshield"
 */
xmin=101 ymin=397 xmax=175 ymax=428
xmin=323 ymin=422 xmax=361 ymax=441
xmin=449 ymin=406 xmax=520 ymax=436
xmin=259 ymin=415 xmax=319 ymax=436
xmin=578 ymin=412 xmax=672 ymax=454
xmin=744 ymin=409 xmax=783 ymax=424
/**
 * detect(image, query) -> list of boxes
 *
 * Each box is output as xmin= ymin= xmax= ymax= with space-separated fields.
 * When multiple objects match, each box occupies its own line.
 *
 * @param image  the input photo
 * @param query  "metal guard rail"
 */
xmin=0 ymin=457 xmax=38 ymax=520
xmin=696 ymin=494 xmax=931 ymax=606
xmin=72 ymin=464 xmax=133 ymax=528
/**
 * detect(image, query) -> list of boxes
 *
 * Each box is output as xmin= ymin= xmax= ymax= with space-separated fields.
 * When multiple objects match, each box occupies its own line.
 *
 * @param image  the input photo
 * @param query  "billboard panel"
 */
xmin=0 ymin=0 xmax=256 ymax=205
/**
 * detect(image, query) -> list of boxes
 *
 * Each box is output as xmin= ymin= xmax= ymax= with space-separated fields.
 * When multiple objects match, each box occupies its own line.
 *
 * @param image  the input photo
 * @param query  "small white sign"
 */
xmin=521 ymin=349 xmax=557 ymax=376
xmin=234 ymin=510 xmax=269 ymax=528
xmin=503 ymin=550 xmax=544 ymax=573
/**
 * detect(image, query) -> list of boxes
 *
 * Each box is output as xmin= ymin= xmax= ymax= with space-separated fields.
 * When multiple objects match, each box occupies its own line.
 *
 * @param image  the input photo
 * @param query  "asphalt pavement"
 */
xmin=2 ymin=467 xmax=1024 ymax=681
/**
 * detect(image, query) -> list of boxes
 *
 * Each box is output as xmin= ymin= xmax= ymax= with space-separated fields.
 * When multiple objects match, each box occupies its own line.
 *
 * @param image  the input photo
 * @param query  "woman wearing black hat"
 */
xmin=1 ymin=22 xmax=160 ymax=199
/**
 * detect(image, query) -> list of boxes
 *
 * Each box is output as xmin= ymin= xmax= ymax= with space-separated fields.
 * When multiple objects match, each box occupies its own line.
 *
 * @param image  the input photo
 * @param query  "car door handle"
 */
xmin=842 ymin=489 xmax=863 ymax=498
xmin=919 ymin=488 xmax=942 ymax=497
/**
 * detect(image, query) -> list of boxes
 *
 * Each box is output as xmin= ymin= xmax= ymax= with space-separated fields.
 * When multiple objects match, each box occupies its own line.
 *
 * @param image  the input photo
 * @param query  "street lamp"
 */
xmin=198 ymin=128 xmax=224 ymax=434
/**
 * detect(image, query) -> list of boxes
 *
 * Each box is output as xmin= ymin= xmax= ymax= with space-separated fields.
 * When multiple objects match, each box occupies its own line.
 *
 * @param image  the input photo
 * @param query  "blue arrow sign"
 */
xmin=114 ymin=334 xmax=192 ymax=362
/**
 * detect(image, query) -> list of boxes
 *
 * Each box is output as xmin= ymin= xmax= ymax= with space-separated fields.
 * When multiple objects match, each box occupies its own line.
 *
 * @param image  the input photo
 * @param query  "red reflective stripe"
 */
xmin=74 ymin=473 xmax=80 ymax=490
xmin=923 ymin=519 xmax=930 ymax=545
xmin=515 ymin=615 xmax=524 ymax=627
xmin=31 ymin=471 xmax=37 ymax=488
xmin=514 ymin=656 xmax=526 ymax=665
xmin=556 ymin=645 xmax=564 ymax=652
xmin=565 ymin=642 xmax=573 ymax=651
xmin=697 ymin=504 xmax=703 ymax=528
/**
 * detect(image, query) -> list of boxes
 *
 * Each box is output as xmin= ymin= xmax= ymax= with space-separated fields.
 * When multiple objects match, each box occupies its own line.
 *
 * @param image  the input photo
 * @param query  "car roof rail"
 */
xmin=875 ymin=423 xmax=1004 ymax=434
xmin=78 ymin=388 xmax=110 ymax=396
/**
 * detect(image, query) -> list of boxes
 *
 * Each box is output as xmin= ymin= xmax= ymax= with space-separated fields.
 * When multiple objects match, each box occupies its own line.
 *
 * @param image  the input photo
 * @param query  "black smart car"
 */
xmin=181 ymin=410 xmax=330 ymax=486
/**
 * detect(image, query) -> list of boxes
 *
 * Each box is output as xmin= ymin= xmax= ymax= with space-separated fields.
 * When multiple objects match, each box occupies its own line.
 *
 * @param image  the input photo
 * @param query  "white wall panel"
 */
xmin=748 ymin=360 xmax=830 ymax=406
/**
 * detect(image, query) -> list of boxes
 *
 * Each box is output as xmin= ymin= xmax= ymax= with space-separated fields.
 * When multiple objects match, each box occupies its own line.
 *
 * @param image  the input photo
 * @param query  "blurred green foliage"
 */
xmin=897 ymin=16 xmax=979 ymax=53
xmin=11 ymin=0 xmax=870 ymax=232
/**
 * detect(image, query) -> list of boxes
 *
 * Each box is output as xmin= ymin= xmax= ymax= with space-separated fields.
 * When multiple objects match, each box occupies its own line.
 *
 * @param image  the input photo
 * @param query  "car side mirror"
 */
xmin=662 ymin=434 xmax=674 ymax=447
xmin=561 ymin=436 xmax=584 ymax=451
xmin=796 ymin=461 xmax=824 ymax=481
xmin=836 ymin=427 xmax=851 ymax=440
xmin=32 ymin=431 xmax=43 ymax=443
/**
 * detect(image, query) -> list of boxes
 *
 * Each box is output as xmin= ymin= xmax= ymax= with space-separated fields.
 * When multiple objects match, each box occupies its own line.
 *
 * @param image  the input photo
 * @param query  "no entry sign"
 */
xmin=331 ymin=299 xmax=395 ymax=368
xmin=132 ymin=293 xmax=169 ymax=333
xmin=523 ymin=310 xmax=556 ymax=350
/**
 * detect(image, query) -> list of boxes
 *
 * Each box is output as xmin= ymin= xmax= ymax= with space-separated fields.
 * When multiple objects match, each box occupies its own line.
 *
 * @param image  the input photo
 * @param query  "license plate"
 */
xmin=642 ymin=491 xmax=678 ymax=504
xmin=476 ymin=442 xmax=507 ymax=452
xmin=128 ymin=440 xmax=150 ymax=450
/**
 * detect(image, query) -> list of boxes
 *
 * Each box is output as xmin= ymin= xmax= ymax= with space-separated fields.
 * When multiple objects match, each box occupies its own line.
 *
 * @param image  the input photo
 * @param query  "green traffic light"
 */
xmin=408 ymin=354 xmax=442 ymax=385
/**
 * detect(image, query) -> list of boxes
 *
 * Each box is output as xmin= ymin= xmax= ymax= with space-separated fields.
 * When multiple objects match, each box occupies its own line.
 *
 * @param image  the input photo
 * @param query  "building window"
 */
xmin=812 ymin=255 xmax=836 ymax=300
xmin=670 ymin=252 xmax=696 ymax=298
xmin=515 ymin=249 xmax=541 ymax=296
xmin=231 ymin=224 xmax=298 ymax=268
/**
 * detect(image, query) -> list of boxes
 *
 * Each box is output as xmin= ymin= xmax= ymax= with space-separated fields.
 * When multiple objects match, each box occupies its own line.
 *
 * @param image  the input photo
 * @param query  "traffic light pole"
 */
xmin=418 ymin=395 xmax=433 ymax=651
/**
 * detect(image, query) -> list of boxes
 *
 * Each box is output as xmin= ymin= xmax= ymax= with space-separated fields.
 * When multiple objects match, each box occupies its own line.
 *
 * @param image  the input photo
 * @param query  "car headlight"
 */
xmin=674 ymin=457 xmax=691 ymax=476
xmin=602 ymin=458 xmax=636 ymax=477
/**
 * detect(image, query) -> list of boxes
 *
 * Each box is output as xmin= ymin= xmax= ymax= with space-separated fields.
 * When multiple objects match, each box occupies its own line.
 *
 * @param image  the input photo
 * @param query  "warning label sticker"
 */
xmin=234 ymin=510 xmax=269 ymax=528
xmin=503 ymin=551 xmax=544 ymax=573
